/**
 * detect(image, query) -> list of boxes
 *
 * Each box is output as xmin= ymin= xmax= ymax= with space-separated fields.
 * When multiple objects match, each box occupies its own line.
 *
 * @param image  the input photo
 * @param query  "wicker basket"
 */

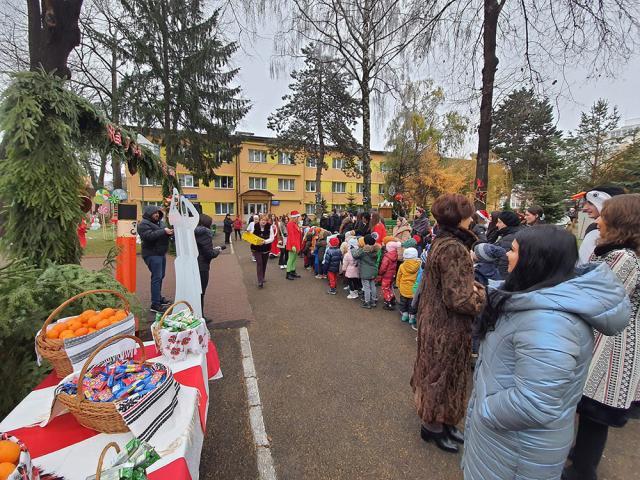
xmin=57 ymin=334 xmax=147 ymax=433
xmin=95 ymin=442 xmax=121 ymax=480
xmin=151 ymin=300 xmax=193 ymax=348
xmin=35 ymin=289 xmax=131 ymax=379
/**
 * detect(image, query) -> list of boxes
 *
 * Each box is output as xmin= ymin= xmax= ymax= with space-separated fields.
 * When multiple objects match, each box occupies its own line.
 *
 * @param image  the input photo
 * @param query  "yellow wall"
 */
xmin=125 ymin=137 xmax=389 ymax=221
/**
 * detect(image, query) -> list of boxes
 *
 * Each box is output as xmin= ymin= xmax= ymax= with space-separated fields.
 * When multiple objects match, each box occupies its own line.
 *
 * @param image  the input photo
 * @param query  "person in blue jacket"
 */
xmin=462 ymin=225 xmax=631 ymax=480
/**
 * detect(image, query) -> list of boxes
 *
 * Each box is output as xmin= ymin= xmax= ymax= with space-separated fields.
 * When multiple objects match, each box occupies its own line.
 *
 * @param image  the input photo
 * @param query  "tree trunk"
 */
xmin=97 ymin=151 xmax=108 ymax=187
xmin=315 ymin=70 xmax=325 ymax=219
xmin=474 ymin=0 xmax=503 ymax=209
xmin=361 ymin=78 xmax=372 ymax=210
xmin=111 ymin=45 xmax=123 ymax=189
xmin=28 ymin=0 xmax=84 ymax=78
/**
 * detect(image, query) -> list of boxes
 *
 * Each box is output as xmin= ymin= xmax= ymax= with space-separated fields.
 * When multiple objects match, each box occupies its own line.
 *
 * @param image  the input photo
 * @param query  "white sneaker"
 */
xmin=346 ymin=292 xmax=359 ymax=299
xmin=279 ymin=265 xmax=286 ymax=269
xmin=251 ymin=257 xmax=256 ymax=262
xmin=343 ymin=285 xmax=350 ymax=290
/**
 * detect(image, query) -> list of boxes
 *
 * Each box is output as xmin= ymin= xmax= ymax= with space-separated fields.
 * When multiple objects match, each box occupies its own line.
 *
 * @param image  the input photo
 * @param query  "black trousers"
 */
xmin=199 ymin=268 xmax=210 ymax=317
xmin=279 ymin=248 xmax=289 ymax=266
xmin=564 ymin=415 xmax=609 ymax=480
xmin=234 ymin=229 xmax=241 ymax=240
xmin=224 ymin=231 xmax=231 ymax=243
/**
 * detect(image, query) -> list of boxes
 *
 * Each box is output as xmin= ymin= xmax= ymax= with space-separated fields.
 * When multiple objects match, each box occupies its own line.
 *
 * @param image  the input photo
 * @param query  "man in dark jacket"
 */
xmin=329 ymin=209 xmax=341 ymax=233
xmin=195 ymin=214 xmax=224 ymax=320
xmin=137 ymin=205 xmax=173 ymax=312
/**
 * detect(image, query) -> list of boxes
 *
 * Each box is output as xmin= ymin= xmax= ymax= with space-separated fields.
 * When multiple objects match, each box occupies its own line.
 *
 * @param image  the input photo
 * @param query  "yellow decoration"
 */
xmin=242 ymin=231 xmax=265 ymax=246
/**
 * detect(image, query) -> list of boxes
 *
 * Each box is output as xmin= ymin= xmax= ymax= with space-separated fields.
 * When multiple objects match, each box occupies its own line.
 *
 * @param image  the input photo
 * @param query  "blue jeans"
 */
xmin=144 ymin=255 xmax=166 ymax=305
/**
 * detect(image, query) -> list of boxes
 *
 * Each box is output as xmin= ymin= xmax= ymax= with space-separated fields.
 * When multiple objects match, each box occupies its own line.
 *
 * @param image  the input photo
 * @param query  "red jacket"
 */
xmin=377 ymin=249 xmax=398 ymax=283
xmin=286 ymin=220 xmax=302 ymax=252
xmin=373 ymin=223 xmax=387 ymax=244
xmin=233 ymin=217 xmax=243 ymax=229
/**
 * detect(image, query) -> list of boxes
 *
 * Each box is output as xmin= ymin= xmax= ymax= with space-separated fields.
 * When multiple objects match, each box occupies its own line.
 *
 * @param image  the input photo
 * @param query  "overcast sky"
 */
xmin=232 ymin=33 xmax=640 ymax=154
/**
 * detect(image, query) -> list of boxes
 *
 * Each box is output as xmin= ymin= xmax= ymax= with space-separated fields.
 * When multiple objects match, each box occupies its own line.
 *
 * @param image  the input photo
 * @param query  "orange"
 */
xmin=0 ymin=440 xmax=20 ymax=463
xmin=96 ymin=320 xmax=110 ymax=329
xmin=101 ymin=307 xmax=115 ymax=316
xmin=53 ymin=322 xmax=67 ymax=331
xmin=87 ymin=328 xmax=96 ymax=333
xmin=46 ymin=329 xmax=60 ymax=339
xmin=67 ymin=321 xmax=82 ymax=332
xmin=84 ymin=309 xmax=97 ymax=317
xmin=75 ymin=327 xmax=89 ymax=337
xmin=0 ymin=462 xmax=15 ymax=480
xmin=87 ymin=316 xmax=101 ymax=327
xmin=59 ymin=330 xmax=75 ymax=339
xmin=115 ymin=311 xmax=127 ymax=320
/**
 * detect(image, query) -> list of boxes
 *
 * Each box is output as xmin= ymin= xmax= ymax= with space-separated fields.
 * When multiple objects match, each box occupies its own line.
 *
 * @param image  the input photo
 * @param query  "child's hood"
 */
xmin=402 ymin=259 xmax=421 ymax=274
xmin=362 ymin=243 xmax=381 ymax=254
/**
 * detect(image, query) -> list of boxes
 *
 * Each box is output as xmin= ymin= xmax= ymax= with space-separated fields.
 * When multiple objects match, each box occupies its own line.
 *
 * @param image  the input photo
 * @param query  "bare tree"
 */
xmin=271 ymin=0 xmax=457 ymax=209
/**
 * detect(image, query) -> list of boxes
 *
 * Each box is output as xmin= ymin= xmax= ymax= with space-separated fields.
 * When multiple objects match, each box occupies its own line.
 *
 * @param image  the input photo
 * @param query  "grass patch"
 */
xmin=83 ymin=232 xmax=141 ymax=257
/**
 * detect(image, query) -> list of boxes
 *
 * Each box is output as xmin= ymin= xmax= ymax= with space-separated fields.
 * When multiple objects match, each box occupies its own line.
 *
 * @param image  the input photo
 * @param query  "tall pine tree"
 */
xmin=117 ymin=0 xmax=249 ymax=189
xmin=491 ymin=88 xmax=571 ymax=221
xmin=267 ymin=46 xmax=360 ymax=217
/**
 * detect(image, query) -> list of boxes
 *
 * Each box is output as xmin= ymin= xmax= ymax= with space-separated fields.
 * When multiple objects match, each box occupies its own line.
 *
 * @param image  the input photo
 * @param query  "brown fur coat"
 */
xmin=410 ymin=228 xmax=486 ymax=425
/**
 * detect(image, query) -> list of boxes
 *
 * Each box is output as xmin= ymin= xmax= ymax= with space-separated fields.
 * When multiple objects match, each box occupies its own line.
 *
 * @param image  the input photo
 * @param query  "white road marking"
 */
xmin=230 ymin=239 xmax=235 ymax=255
xmin=240 ymin=327 xmax=277 ymax=480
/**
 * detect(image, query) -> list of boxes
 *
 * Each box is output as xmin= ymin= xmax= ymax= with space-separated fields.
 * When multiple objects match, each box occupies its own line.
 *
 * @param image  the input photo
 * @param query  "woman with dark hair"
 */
xmin=354 ymin=212 xmax=370 ymax=236
xmin=195 ymin=214 xmax=224 ymax=319
xmin=524 ymin=205 xmax=545 ymax=226
xmin=223 ymin=213 xmax=233 ymax=244
xmin=563 ymin=194 xmax=640 ymax=480
xmin=248 ymin=214 xmax=275 ymax=288
xmin=485 ymin=211 xmax=501 ymax=243
xmin=463 ymin=226 xmax=630 ymax=480
xmin=369 ymin=211 xmax=387 ymax=244
xmin=411 ymin=193 xmax=486 ymax=454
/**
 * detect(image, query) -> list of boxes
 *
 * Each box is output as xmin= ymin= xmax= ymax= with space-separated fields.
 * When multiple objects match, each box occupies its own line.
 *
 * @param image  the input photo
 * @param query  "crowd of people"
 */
xmin=137 ymin=186 xmax=639 ymax=480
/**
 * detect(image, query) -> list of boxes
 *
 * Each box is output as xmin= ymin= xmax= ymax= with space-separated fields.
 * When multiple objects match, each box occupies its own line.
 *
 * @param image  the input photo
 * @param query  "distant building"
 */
xmin=609 ymin=118 xmax=640 ymax=144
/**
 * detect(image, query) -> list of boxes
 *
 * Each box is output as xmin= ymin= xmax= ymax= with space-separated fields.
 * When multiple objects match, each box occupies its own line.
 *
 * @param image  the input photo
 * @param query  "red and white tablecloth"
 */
xmin=0 ymin=341 xmax=221 ymax=480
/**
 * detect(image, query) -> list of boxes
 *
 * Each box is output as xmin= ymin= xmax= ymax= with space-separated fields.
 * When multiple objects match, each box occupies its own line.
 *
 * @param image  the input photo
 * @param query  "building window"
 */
xmin=356 ymin=183 xmax=364 ymax=193
xmin=248 ymin=149 xmax=267 ymax=163
xmin=332 ymin=204 xmax=346 ymax=211
xmin=140 ymin=174 xmax=160 ymax=186
xmin=244 ymin=202 xmax=268 ymax=215
xmin=142 ymin=201 xmax=162 ymax=207
xmin=215 ymin=202 xmax=234 ymax=215
xmin=356 ymin=160 xmax=363 ymax=172
xmin=249 ymin=177 xmax=267 ymax=190
xmin=213 ymin=176 xmax=233 ymax=189
xmin=306 ymin=157 xmax=317 ymax=168
xmin=278 ymin=178 xmax=295 ymax=191
xmin=305 ymin=203 xmax=316 ymax=215
xmin=332 ymin=182 xmax=346 ymax=193
xmin=278 ymin=152 xmax=294 ymax=165
xmin=305 ymin=180 xmax=316 ymax=192
xmin=332 ymin=158 xmax=345 ymax=170
xmin=378 ymin=184 xmax=386 ymax=194
xmin=178 ymin=174 xmax=196 ymax=188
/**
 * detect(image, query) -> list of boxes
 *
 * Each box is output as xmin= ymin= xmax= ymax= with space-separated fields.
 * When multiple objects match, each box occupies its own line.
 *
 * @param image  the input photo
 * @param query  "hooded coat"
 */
xmin=396 ymin=259 xmax=421 ymax=298
xmin=462 ymin=263 xmax=631 ymax=480
xmin=392 ymin=220 xmax=412 ymax=243
xmin=352 ymin=243 xmax=381 ymax=280
xmin=324 ymin=246 xmax=343 ymax=273
xmin=137 ymin=205 xmax=170 ymax=257
xmin=377 ymin=246 xmax=399 ymax=283
xmin=195 ymin=223 xmax=219 ymax=271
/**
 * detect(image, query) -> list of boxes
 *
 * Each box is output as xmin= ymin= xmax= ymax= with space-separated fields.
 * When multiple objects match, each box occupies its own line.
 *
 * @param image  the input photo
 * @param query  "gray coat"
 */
xmin=462 ymin=263 xmax=631 ymax=480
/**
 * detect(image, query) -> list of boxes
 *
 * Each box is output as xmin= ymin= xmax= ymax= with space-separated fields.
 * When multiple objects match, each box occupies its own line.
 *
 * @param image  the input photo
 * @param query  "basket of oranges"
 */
xmin=36 ymin=289 xmax=134 ymax=379
xmin=0 ymin=434 xmax=36 ymax=480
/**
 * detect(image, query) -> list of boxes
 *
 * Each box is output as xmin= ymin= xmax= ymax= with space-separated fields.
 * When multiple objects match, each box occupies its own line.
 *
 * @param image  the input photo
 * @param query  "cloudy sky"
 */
xmin=232 ymin=32 xmax=640 ymax=154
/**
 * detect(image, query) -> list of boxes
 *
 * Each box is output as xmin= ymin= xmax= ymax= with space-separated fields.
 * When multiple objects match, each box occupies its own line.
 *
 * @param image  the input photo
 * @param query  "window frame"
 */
xmin=213 ymin=176 xmax=234 ymax=189
xmin=306 ymin=157 xmax=318 ymax=168
xmin=378 ymin=184 xmax=386 ymax=194
xmin=248 ymin=149 xmax=267 ymax=163
xmin=332 ymin=158 xmax=345 ymax=170
xmin=215 ymin=202 xmax=235 ymax=215
xmin=332 ymin=181 xmax=346 ymax=193
xmin=278 ymin=152 xmax=294 ymax=165
xmin=140 ymin=174 xmax=160 ymax=186
xmin=249 ymin=177 xmax=267 ymax=190
xmin=278 ymin=178 xmax=295 ymax=192
xmin=305 ymin=180 xmax=317 ymax=192
xmin=356 ymin=183 xmax=364 ymax=194
xmin=178 ymin=173 xmax=196 ymax=188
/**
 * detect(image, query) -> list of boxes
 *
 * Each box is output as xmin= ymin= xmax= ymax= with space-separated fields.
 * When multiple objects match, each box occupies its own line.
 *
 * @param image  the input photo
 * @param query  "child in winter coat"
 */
xmin=396 ymin=247 xmax=420 ymax=326
xmin=324 ymin=236 xmax=343 ymax=294
xmin=302 ymin=227 xmax=314 ymax=270
xmin=341 ymin=238 xmax=361 ymax=299
xmin=352 ymin=234 xmax=381 ymax=309
xmin=378 ymin=240 xmax=401 ymax=310
xmin=314 ymin=230 xmax=328 ymax=279
xmin=473 ymin=242 xmax=507 ymax=285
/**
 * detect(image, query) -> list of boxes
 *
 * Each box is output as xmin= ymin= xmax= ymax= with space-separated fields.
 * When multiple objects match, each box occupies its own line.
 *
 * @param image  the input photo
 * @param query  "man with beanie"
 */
xmin=493 ymin=210 xmax=523 ymax=277
xmin=286 ymin=210 xmax=303 ymax=280
xmin=324 ymin=236 xmax=343 ymax=294
xmin=137 ymin=205 xmax=173 ymax=312
xmin=577 ymin=185 xmax=625 ymax=266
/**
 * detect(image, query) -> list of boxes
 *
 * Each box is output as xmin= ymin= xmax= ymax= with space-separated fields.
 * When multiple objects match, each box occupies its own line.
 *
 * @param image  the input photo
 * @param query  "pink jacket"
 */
xmin=377 ymin=248 xmax=398 ymax=283
xmin=342 ymin=250 xmax=360 ymax=278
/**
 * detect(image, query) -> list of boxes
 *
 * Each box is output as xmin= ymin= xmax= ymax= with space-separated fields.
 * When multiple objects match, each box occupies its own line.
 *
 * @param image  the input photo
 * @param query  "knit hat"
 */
xmin=586 ymin=190 xmax=612 ymax=214
xmin=498 ymin=211 xmax=521 ymax=228
xmin=476 ymin=209 xmax=490 ymax=223
xmin=386 ymin=241 xmax=401 ymax=252
xmin=474 ymin=243 xmax=507 ymax=263
xmin=403 ymin=247 xmax=418 ymax=260
xmin=290 ymin=210 xmax=301 ymax=218
xmin=402 ymin=238 xmax=417 ymax=249
xmin=348 ymin=237 xmax=359 ymax=250
xmin=364 ymin=234 xmax=376 ymax=246
xmin=329 ymin=236 xmax=340 ymax=247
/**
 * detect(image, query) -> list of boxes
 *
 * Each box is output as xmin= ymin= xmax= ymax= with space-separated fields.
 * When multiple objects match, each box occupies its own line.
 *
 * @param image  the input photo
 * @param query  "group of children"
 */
xmin=299 ymin=226 xmax=427 ymax=328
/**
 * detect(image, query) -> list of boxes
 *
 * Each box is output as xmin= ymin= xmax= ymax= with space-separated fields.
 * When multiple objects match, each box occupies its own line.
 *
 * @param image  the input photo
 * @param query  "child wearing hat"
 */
xmin=341 ymin=238 xmax=362 ymax=299
xmin=352 ymin=234 xmax=381 ymax=309
xmin=396 ymin=247 xmax=421 ymax=326
xmin=378 ymin=240 xmax=401 ymax=310
xmin=324 ymin=236 xmax=343 ymax=294
xmin=472 ymin=242 xmax=507 ymax=285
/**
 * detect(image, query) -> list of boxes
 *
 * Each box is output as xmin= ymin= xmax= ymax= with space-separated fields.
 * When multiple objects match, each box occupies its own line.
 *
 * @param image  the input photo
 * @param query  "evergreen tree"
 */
xmin=267 ymin=46 xmax=360 ymax=218
xmin=566 ymin=99 xmax=622 ymax=186
xmin=117 ymin=0 xmax=249 ymax=190
xmin=345 ymin=191 xmax=358 ymax=211
xmin=603 ymin=137 xmax=640 ymax=192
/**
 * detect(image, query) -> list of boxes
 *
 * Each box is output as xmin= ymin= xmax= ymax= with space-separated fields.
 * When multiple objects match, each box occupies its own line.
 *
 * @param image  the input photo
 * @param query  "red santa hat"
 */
xmin=290 ymin=210 xmax=301 ymax=218
xmin=476 ymin=209 xmax=490 ymax=223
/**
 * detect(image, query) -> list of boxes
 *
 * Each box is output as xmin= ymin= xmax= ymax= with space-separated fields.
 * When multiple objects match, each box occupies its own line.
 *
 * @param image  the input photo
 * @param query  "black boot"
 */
xmin=286 ymin=272 xmax=295 ymax=281
xmin=292 ymin=271 xmax=301 ymax=278
xmin=420 ymin=426 xmax=459 ymax=453
xmin=444 ymin=424 xmax=464 ymax=444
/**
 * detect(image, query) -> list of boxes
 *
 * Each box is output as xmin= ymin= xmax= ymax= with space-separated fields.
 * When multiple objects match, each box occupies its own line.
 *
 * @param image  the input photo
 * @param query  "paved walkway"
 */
xmin=83 ymin=240 xmax=639 ymax=479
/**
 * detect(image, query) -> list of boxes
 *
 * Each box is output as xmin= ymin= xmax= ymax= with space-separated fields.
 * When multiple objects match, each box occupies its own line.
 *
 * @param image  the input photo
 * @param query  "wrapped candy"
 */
xmin=86 ymin=439 xmax=160 ymax=480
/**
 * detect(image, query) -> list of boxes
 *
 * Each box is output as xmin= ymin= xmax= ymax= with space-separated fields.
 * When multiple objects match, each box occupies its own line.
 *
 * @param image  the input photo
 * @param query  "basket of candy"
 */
xmin=88 ymin=439 xmax=160 ymax=480
xmin=241 ymin=231 xmax=264 ymax=246
xmin=0 ymin=433 xmax=38 ymax=480
xmin=56 ymin=335 xmax=172 ymax=433
xmin=151 ymin=301 xmax=210 ymax=361
xmin=36 ymin=289 xmax=135 ymax=379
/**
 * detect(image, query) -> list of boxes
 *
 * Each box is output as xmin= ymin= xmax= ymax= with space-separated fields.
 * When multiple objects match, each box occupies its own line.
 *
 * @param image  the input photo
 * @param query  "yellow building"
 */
xmin=126 ymin=134 xmax=389 ymax=222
